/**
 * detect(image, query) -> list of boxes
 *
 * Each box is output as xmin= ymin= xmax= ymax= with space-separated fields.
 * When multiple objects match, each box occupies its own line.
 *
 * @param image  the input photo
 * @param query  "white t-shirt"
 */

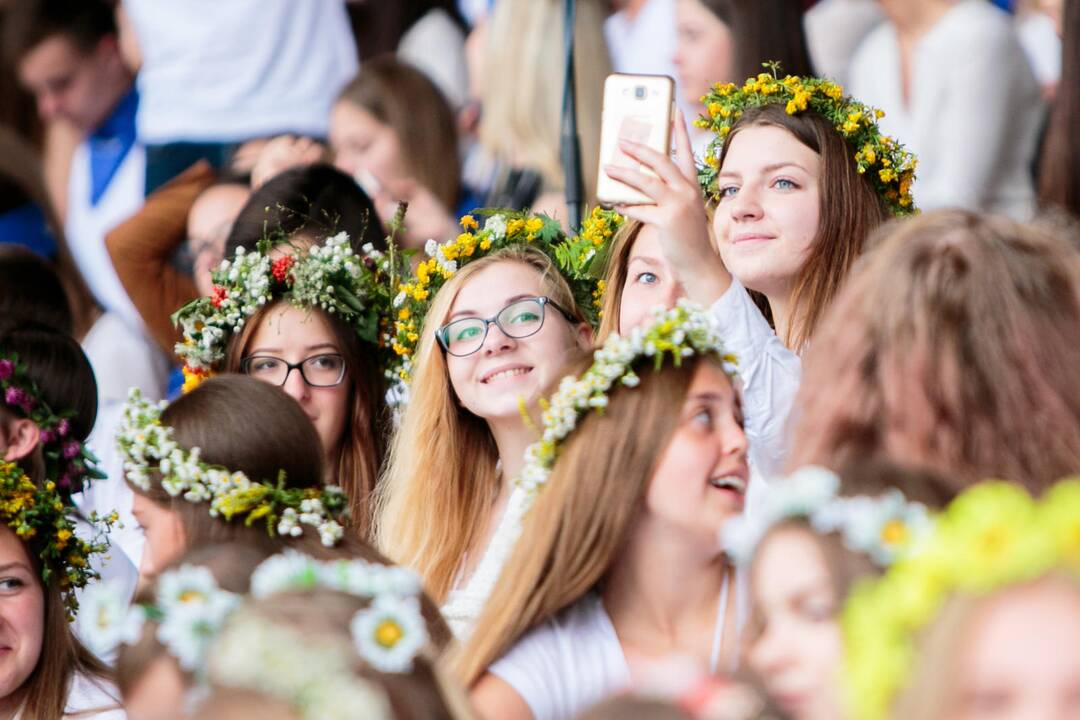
xmin=489 ymin=594 xmax=630 ymax=720
xmin=124 ymin=0 xmax=358 ymax=143
xmin=398 ymin=9 xmax=469 ymax=110
xmin=13 ymin=672 xmax=126 ymax=719
xmin=849 ymin=0 xmax=1044 ymax=219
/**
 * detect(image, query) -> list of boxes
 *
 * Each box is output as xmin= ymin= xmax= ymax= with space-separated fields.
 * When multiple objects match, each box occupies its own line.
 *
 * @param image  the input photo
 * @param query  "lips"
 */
xmin=732 ymin=231 xmax=776 ymax=244
xmin=480 ymin=365 xmax=533 ymax=384
xmin=709 ymin=475 xmax=747 ymax=493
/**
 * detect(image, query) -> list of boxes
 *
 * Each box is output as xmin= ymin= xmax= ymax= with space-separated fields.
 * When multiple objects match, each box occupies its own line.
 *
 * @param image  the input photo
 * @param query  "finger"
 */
xmin=673 ymin=109 xmax=698 ymax=181
xmin=613 ymin=203 xmax=665 ymax=227
xmin=618 ymin=139 xmax=690 ymax=189
xmin=603 ymin=164 xmax=669 ymax=201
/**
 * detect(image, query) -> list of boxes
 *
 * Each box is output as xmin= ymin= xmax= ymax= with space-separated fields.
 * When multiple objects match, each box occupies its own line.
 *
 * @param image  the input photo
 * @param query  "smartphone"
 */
xmin=596 ymin=73 xmax=675 ymax=206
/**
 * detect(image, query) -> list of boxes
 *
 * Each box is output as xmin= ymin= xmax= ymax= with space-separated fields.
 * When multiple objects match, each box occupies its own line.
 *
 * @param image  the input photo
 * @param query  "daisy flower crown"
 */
xmin=0 ymin=461 xmax=116 ymax=616
xmin=81 ymin=552 xmax=429 ymax=682
xmin=0 ymin=351 xmax=106 ymax=497
xmin=387 ymin=206 xmax=624 ymax=382
xmin=115 ymin=388 xmax=348 ymax=547
xmin=172 ymin=230 xmax=398 ymax=392
xmin=842 ymin=478 xmax=1080 ymax=720
xmin=696 ymin=63 xmax=918 ymax=217
xmin=722 ymin=466 xmax=933 ymax=568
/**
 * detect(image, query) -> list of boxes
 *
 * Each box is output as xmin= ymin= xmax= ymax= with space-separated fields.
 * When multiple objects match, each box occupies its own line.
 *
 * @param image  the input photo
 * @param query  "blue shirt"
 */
xmin=88 ymin=87 xmax=139 ymax=206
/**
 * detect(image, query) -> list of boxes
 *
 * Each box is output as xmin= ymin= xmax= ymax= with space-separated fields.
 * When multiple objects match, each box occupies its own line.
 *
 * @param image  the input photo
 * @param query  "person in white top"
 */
xmin=803 ymin=0 xmax=885 ymax=86
xmin=458 ymin=313 xmax=748 ymax=720
xmin=848 ymin=0 xmax=1044 ymax=220
xmin=599 ymin=88 xmax=906 ymax=486
xmin=606 ymin=0 xmax=680 ymax=79
xmin=376 ymin=245 xmax=592 ymax=637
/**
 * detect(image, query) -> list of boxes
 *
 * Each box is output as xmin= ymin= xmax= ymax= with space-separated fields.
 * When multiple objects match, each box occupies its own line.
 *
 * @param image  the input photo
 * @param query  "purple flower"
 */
xmin=40 ymin=429 xmax=57 ymax=444
xmin=0 ymin=359 xmax=13 ymax=381
xmin=57 ymin=418 xmax=71 ymax=438
xmin=62 ymin=440 xmax=81 ymax=460
xmin=4 ymin=387 xmax=34 ymax=413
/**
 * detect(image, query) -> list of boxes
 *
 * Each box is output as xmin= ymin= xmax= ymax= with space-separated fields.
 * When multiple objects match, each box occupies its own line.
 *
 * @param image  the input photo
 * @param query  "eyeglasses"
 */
xmin=435 ymin=296 xmax=576 ymax=358
xmin=241 ymin=353 xmax=347 ymax=387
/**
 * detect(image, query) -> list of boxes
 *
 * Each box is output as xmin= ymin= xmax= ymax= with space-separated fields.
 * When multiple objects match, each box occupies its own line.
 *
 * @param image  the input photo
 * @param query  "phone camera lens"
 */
xmin=634 ymin=86 xmax=646 ymax=99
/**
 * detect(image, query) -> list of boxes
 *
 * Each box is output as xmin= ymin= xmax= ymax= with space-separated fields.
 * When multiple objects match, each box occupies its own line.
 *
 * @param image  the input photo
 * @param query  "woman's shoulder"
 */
xmin=66 ymin=672 xmax=126 ymax=719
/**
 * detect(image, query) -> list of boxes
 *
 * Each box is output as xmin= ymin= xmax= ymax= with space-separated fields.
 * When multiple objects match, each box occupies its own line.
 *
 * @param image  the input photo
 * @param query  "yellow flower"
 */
xmin=506 ymin=218 xmax=525 ymax=236
xmin=460 ymin=214 xmax=478 ymax=230
xmin=879 ymin=168 xmax=897 ymax=183
xmin=415 ymin=263 xmax=430 ymax=284
xmin=398 ymin=308 xmax=410 ymax=321
xmin=406 ymin=332 xmax=419 ymax=343
xmin=707 ymin=102 xmax=723 ymax=118
xmin=525 ymin=218 xmax=544 ymax=234
xmin=479 ymin=238 xmax=492 ymax=251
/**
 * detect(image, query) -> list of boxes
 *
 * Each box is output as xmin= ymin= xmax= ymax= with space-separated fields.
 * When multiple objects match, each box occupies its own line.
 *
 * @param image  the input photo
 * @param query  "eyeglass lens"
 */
xmin=441 ymin=298 xmax=546 ymax=356
xmin=243 ymin=354 xmax=346 ymax=387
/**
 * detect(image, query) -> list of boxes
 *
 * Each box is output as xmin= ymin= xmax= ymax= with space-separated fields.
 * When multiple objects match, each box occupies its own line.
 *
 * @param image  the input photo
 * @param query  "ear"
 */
xmin=2 ymin=418 xmax=41 ymax=462
xmin=574 ymin=322 xmax=593 ymax=351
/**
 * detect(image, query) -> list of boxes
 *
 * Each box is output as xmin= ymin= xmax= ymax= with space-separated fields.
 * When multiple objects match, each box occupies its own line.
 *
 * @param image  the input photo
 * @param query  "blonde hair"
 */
xmin=454 ymin=355 xmax=726 ymax=685
xmin=375 ymin=246 xmax=586 ymax=603
xmin=478 ymin=0 xmax=610 ymax=204
xmin=597 ymin=219 xmax=646 ymax=341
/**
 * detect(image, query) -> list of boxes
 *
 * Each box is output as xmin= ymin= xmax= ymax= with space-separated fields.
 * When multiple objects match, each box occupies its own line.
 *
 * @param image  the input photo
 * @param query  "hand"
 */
xmin=373 ymin=177 xmax=458 ymax=250
xmin=249 ymin=135 xmax=327 ymax=189
xmin=603 ymin=109 xmax=731 ymax=306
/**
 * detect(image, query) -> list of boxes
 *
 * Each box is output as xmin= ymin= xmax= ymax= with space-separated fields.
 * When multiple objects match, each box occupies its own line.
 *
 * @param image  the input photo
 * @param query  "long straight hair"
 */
xmin=1039 ymin=0 xmax=1079 ymax=216
xmin=790 ymin=210 xmax=1080 ymax=495
xmin=454 ymin=357 xmax=721 ymax=685
xmin=374 ymin=247 xmax=586 ymax=603
xmin=716 ymin=104 xmax=891 ymax=350
xmin=699 ymin=0 xmax=815 ymax=82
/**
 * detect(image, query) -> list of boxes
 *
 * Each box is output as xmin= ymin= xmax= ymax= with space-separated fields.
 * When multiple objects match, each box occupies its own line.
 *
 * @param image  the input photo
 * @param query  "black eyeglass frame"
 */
xmin=434 ymin=296 xmax=577 ymax=357
xmin=240 ymin=353 xmax=348 ymax=388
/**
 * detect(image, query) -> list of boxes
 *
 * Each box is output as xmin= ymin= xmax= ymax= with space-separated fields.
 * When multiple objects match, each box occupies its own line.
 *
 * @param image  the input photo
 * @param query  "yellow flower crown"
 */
xmin=696 ymin=64 xmax=918 ymax=217
xmin=842 ymin=478 xmax=1080 ymax=720
xmin=387 ymin=207 xmax=624 ymax=382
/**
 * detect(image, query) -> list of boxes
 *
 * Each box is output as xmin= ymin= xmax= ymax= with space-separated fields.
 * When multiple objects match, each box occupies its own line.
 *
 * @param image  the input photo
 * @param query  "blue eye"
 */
xmin=0 ymin=578 xmax=25 ymax=592
xmin=718 ymin=185 xmax=739 ymax=199
xmin=773 ymin=178 xmax=798 ymax=190
xmin=635 ymin=272 xmax=659 ymax=286
xmin=692 ymin=407 xmax=713 ymax=429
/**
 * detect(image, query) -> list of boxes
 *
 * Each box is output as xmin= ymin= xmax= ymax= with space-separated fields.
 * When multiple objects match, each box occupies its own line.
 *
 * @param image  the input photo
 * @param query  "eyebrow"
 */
xmin=719 ymin=161 xmax=809 ymax=179
xmin=247 ymin=342 xmax=340 ymax=356
xmin=627 ymin=255 xmax=662 ymax=268
xmin=448 ymin=294 xmax=536 ymax=321
xmin=0 ymin=562 xmax=31 ymax=574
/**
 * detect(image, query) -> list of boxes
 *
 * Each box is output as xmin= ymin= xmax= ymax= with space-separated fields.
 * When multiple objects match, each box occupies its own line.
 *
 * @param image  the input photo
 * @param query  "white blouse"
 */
xmin=14 ymin=673 xmax=126 ymax=719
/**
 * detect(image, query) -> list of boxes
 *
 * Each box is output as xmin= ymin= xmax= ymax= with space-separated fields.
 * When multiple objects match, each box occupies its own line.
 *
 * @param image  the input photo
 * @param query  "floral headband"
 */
xmin=388 ymin=206 xmax=624 ymax=382
xmin=842 ymin=478 xmax=1080 ymax=720
xmin=696 ymin=65 xmax=918 ymax=217
xmin=172 ymin=231 xmax=398 ymax=393
xmin=722 ymin=466 xmax=933 ymax=567
xmin=0 ymin=351 xmax=106 ymax=497
xmin=442 ymin=303 xmax=737 ymax=634
xmin=115 ymin=388 xmax=347 ymax=547
xmin=82 ymin=552 xmax=429 ymax=679
xmin=0 ymin=461 xmax=115 ymax=615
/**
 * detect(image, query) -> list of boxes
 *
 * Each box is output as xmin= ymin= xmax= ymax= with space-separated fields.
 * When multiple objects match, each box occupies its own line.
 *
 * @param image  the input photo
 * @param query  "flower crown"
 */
xmin=387 ymin=207 xmax=624 ymax=382
xmin=695 ymin=65 xmax=918 ymax=217
xmin=82 ymin=552 xmax=429 ymax=679
xmin=115 ymin=388 xmax=347 ymax=547
xmin=0 ymin=461 xmax=115 ymax=615
xmin=0 ymin=352 xmax=106 ymax=497
xmin=173 ymin=232 xmax=396 ymax=392
xmin=442 ymin=303 xmax=737 ymax=634
xmin=722 ymin=466 xmax=933 ymax=567
xmin=842 ymin=478 xmax=1080 ymax=720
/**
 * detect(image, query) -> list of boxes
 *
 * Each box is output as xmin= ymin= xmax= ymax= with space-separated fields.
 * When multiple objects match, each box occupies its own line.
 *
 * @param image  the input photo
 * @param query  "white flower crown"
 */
xmin=116 ymin=388 xmax=347 ymax=547
xmin=721 ymin=465 xmax=933 ymax=567
xmin=442 ymin=302 xmax=738 ymax=636
xmin=81 ymin=552 xmax=429 ymax=678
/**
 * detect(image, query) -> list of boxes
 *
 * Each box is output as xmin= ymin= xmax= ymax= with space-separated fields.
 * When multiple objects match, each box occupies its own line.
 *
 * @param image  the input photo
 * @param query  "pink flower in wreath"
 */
xmin=0 ymin=359 xmax=13 ymax=381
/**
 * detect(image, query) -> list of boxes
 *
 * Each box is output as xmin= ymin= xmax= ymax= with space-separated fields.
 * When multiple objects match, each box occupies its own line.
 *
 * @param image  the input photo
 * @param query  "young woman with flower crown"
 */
xmin=454 ymin=306 xmax=748 ymax=720
xmin=791 ymin=209 xmax=1080 ymax=496
xmin=599 ymin=74 xmax=913 ymax=482
xmin=0 ymin=330 xmax=123 ymax=717
xmin=843 ymin=478 xmax=1080 ymax=720
xmin=375 ymin=214 xmax=597 ymax=636
xmin=721 ymin=461 xmax=951 ymax=720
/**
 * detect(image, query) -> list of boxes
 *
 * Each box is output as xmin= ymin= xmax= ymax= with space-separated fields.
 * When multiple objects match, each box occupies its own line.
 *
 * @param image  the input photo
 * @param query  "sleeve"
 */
xmin=397 ymin=10 xmax=469 ymax=110
xmin=488 ymin=623 xmax=568 ymax=720
xmin=710 ymin=280 xmax=802 ymax=480
xmin=104 ymin=161 xmax=213 ymax=357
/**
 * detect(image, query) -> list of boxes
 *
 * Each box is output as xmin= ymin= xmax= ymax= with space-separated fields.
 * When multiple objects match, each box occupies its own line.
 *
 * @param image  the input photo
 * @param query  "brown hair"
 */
xmin=128 ymin=376 xmax=327 ymax=552
xmin=225 ymin=302 xmax=389 ymax=538
xmin=716 ymin=104 xmax=891 ymax=350
xmin=596 ymin=219 xmax=646 ymax=342
xmin=336 ymin=56 xmax=461 ymax=210
xmin=1038 ymin=0 xmax=1079 ymax=216
xmin=790 ymin=210 xmax=1080 ymax=495
xmin=698 ymin=0 xmax=815 ymax=83
xmin=455 ymin=355 xmax=729 ymax=684
xmin=375 ymin=246 xmax=589 ymax=603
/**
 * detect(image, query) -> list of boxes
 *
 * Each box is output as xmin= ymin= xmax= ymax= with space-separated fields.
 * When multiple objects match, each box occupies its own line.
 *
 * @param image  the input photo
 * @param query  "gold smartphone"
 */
xmin=596 ymin=73 xmax=675 ymax=206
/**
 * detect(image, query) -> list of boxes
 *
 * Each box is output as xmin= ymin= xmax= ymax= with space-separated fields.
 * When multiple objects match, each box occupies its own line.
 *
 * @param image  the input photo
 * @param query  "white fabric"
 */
xmin=13 ymin=672 xmax=125 ymax=719
xmin=65 ymin=140 xmax=146 ymax=332
xmin=124 ymin=0 xmax=358 ymax=143
xmin=71 ymin=511 xmax=138 ymax=663
xmin=1016 ymin=11 xmax=1061 ymax=87
xmin=849 ymin=0 xmax=1044 ymax=219
xmin=398 ymin=9 xmax=469 ymax=110
xmin=803 ymin=0 xmax=884 ymax=86
xmin=489 ymin=594 xmax=630 ymax=720
xmin=710 ymin=279 xmax=801 ymax=499
xmin=79 ymin=312 xmax=170 ymax=574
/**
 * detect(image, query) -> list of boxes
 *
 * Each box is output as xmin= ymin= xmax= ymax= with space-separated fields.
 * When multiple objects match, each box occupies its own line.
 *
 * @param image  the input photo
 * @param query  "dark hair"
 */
xmin=346 ymin=0 xmax=467 ymax=60
xmin=1039 ymin=0 xmax=1079 ymax=216
xmin=3 ymin=0 xmax=116 ymax=65
xmin=337 ymin=56 xmax=461 ymax=209
xmin=716 ymin=103 xmax=890 ymax=349
xmin=224 ymin=164 xmax=386 ymax=257
xmin=0 ymin=244 xmax=73 ymax=333
xmin=130 ymin=376 xmax=328 ymax=552
xmin=699 ymin=0 xmax=814 ymax=82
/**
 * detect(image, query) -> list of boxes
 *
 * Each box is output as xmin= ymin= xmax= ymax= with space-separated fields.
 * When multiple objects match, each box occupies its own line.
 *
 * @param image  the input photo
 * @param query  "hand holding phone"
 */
xmin=596 ymin=74 xmax=675 ymax=206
